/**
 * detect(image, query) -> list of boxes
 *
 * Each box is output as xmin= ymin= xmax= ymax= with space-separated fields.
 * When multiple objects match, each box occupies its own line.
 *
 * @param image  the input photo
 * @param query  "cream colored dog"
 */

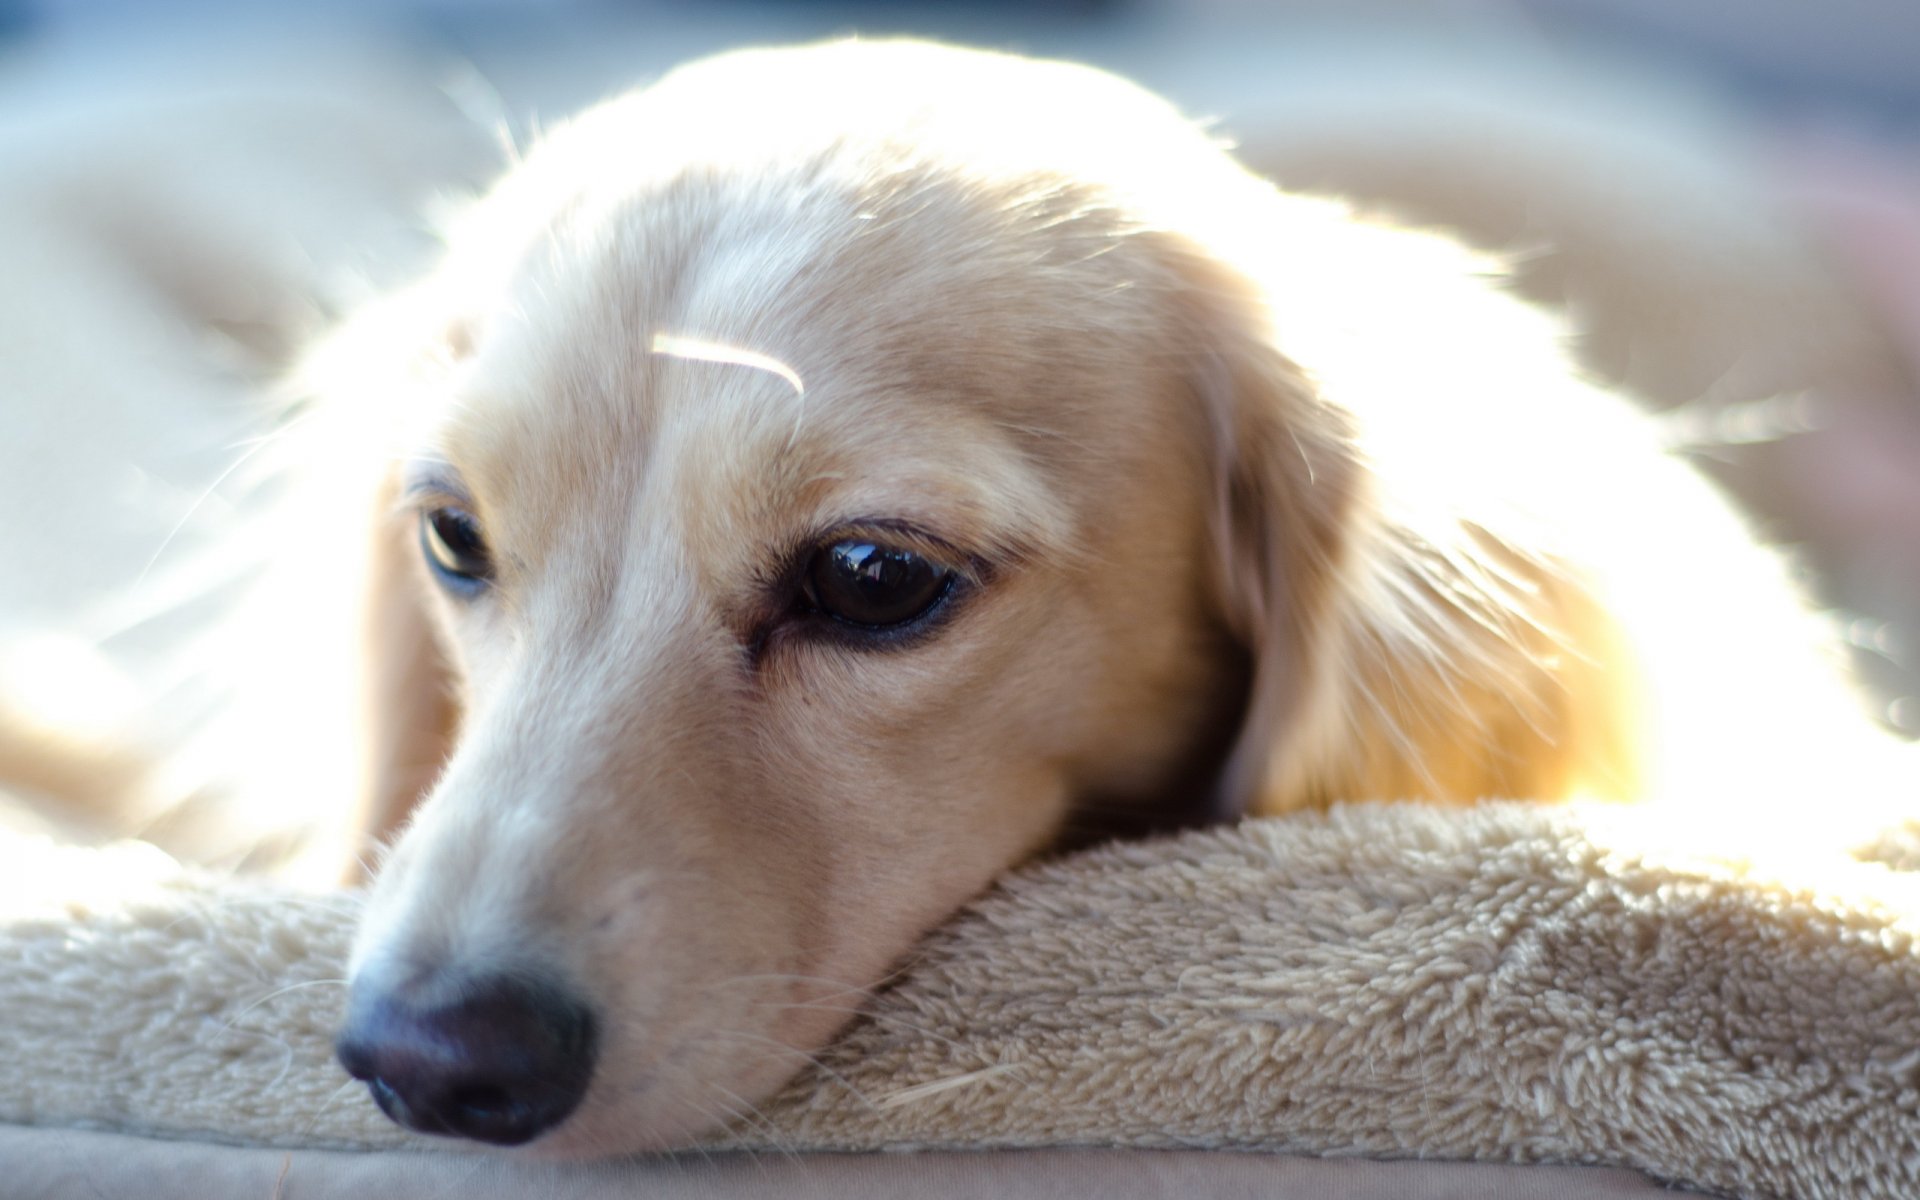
xmin=325 ymin=40 xmax=1895 ymax=1155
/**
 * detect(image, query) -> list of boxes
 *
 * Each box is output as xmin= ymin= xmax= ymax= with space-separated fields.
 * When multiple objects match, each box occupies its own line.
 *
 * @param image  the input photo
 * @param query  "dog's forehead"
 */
xmin=441 ymin=156 xmax=1180 ymax=572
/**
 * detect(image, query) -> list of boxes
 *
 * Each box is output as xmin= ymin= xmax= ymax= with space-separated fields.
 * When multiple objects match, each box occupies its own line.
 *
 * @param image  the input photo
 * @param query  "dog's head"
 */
xmin=332 ymin=41 xmax=1361 ymax=1154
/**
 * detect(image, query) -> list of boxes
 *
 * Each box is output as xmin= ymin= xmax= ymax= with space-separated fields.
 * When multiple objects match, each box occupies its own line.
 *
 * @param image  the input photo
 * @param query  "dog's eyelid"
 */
xmin=399 ymin=461 xmax=476 ymax=509
xmin=814 ymin=518 xmax=987 ymax=581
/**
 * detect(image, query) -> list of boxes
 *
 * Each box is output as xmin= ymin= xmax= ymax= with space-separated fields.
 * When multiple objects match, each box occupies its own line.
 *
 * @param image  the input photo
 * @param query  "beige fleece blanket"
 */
xmin=3 ymin=801 xmax=1918 ymax=1200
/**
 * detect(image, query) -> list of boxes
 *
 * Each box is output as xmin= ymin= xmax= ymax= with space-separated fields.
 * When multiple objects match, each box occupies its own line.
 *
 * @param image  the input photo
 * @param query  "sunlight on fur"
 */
xmin=0 ymin=835 xmax=177 ymax=922
xmin=0 ymin=636 xmax=137 ymax=744
xmin=651 ymin=333 xmax=808 ymax=399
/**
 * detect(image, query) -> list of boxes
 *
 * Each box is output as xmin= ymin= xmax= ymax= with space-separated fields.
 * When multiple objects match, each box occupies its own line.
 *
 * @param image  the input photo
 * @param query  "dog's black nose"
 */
xmin=334 ymin=973 xmax=598 ymax=1146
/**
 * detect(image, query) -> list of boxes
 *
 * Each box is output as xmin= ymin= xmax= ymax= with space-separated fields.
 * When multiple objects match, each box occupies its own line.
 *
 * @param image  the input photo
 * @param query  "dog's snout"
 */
xmin=335 ymin=973 xmax=599 ymax=1146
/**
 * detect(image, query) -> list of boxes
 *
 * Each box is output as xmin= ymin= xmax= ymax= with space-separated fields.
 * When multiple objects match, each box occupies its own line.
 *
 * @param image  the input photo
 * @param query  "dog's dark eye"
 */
xmin=802 ymin=539 xmax=952 ymax=629
xmin=421 ymin=506 xmax=492 ymax=589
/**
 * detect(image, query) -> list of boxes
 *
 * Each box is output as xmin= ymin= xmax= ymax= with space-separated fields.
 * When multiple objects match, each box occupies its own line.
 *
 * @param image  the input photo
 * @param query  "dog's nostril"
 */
xmin=365 ymin=1076 xmax=412 ymax=1126
xmin=449 ymin=1085 xmax=533 ymax=1133
xmin=334 ymin=973 xmax=599 ymax=1146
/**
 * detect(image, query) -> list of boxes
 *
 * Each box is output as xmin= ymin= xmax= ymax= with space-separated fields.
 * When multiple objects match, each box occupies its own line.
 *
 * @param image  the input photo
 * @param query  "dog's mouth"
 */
xmin=334 ymin=973 xmax=600 ymax=1146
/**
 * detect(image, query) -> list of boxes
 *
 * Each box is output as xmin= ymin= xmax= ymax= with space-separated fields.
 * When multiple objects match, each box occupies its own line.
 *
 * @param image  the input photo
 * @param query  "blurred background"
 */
xmin=1 ymin=0 xmax=1916 ymax=876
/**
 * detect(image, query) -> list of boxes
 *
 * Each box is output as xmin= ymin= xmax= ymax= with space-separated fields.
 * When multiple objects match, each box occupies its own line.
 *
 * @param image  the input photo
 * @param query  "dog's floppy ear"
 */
xmin=348 ymin=464 xmax=459 ymax=873
xmin=296 ymin=289 xmax=469 ymax=880
xmin=1186 ymin=264 xmax=1637 ymax=819
xmin=1189 ymin=294 xmax=1363 ymax=822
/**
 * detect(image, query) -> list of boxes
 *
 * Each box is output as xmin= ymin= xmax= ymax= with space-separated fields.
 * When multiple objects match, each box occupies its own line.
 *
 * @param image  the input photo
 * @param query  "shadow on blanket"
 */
xmin=1 ymin=800 xmax=1916 ymax=1200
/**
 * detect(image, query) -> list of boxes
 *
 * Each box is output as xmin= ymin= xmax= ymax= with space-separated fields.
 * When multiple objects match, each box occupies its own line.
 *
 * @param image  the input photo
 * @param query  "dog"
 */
xmin=325 ymin=39 xmax=1899 ymax=1155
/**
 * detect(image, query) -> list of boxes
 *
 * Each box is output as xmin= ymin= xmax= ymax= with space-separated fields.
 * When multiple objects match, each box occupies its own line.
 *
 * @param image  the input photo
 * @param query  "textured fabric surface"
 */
xmin=0 ymin=1128 xmax=1671 ymax=1200
xmin=3 ymin=802 xmax=1918 ymax=1199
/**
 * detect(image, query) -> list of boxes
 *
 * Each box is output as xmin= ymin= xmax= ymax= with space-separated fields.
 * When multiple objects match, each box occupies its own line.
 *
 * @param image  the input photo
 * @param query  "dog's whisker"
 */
xmin=666 ymin=1050 xmax=804 ymax=1163
xmin=663 ymin=1093 xmax=729 ymax=1171
xmin=702 ymin=1086 xmax=797 ymax=1160
xmin=132 ymin=409 xmax=320 ymax=591
xmin=707 ymin=1103 xmax=799 ymax=1167
xmin=763 ymin=1001 xmax=976 ymax=1059
xmin=220 ymin=977 xmax=352 ymax=1027
xmin=702 ymin=1028 xmax=884 ymax=1123
xmin=705 ymin=969 xmax=894 ymax=1006
xmin=299 ymin=1077 xmax=373 ymax=1139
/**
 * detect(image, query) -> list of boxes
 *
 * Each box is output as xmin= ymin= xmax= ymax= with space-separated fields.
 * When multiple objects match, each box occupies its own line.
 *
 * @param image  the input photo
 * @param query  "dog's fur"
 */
xmin=312 ymin=41 xmax=1898 ymax=1154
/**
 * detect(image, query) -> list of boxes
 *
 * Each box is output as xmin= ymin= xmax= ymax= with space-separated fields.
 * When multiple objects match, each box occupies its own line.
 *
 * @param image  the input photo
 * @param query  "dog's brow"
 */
xmin=399 ymin=459 xmax=473 ymax=504
xmin=649 ymin=333 xmax=806 ymax=398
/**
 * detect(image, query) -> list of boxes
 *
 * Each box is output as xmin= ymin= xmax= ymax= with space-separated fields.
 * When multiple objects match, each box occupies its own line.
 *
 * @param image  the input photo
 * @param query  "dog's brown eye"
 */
xmin=803 ymin=540 xmax=952 ymax=629
xmin=421 ymin=506 xmax=492 ymax=590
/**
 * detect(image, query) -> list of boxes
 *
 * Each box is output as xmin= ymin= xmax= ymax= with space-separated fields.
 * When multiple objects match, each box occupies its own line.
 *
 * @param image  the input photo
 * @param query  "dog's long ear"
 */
xmin=348 ymin=465 xmax=459 ymax=874
xmin=296 ymin=289 xmax=467 ymax=881
xmin=1188 ymin=286 xmax=1363 ymax=822
xmin=1187 ymin=261 xmax=1639 ymax=819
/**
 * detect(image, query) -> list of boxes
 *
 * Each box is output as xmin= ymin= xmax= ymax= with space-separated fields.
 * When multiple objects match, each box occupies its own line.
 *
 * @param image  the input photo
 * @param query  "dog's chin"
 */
xmin=506 ymin=1095 xmax=724 ymax=1160
xmin=511 ymin=1022 xmax=827 ymax=1158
